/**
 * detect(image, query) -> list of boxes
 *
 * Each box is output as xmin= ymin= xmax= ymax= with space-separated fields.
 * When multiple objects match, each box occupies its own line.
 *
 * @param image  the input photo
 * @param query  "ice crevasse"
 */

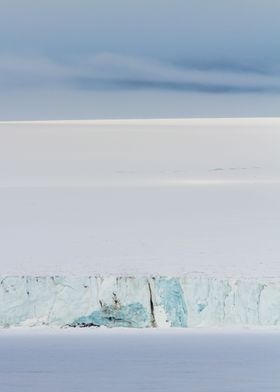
xmin=1 ymin=275 xmax=280 ymax=328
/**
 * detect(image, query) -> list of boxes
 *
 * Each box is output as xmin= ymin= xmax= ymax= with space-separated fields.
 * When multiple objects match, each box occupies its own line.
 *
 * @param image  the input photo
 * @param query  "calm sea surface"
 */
xmin=0 ymin=329 xmax=279 ymax=392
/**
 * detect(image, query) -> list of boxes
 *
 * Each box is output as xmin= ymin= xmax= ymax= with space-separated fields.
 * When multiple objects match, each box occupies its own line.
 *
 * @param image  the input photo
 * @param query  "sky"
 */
xmin=0 ymin=0 xmax=280 ymax=120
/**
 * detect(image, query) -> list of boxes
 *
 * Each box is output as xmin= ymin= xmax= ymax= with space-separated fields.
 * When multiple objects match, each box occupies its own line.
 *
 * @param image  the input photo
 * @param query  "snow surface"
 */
xmin=0 ymin=329 xmax=280 ymax=392
xmin=0 ymin=118 xmax=280 ymax=277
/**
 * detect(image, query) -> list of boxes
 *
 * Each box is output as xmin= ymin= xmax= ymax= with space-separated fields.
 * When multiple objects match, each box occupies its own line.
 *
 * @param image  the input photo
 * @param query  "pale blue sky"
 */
xmin=0 ymin=0 xmax=280 ymax=119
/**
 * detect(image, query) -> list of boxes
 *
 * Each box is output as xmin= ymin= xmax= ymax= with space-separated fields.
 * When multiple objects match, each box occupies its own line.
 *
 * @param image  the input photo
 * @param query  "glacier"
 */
xmin=1 ymin=275 xmax=280 ymax=328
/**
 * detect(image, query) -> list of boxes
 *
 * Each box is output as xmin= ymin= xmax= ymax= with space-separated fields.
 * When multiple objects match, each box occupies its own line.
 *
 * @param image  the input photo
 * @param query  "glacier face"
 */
xmin=1 ymin=276 xmax=280 ymax=328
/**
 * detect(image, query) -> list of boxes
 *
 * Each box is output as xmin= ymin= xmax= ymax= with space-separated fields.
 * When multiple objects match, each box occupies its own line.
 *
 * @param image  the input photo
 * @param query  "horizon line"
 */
xmin=1 ymin=117 xmax=280 ymax=125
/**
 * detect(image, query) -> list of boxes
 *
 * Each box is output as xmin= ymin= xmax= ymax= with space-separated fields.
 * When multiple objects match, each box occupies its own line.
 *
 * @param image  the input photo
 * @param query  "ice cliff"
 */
xmin=1 ymin=275 xmax=280 ymax=328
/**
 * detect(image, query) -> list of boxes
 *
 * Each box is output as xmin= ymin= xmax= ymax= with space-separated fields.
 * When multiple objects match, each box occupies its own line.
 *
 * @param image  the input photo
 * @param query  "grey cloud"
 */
xmin=1 ymin=53 xmax=280 ymax=95
xmin=73 ymin=78 xmax=275 ymax=94
xmin=174 ymin=59 xmax=275 ymax=76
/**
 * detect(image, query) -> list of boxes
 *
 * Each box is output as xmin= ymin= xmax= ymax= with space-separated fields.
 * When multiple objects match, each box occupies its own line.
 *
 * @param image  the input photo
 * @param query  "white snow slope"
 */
xmin=0 ymin=118 xmax=280 ymax=277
